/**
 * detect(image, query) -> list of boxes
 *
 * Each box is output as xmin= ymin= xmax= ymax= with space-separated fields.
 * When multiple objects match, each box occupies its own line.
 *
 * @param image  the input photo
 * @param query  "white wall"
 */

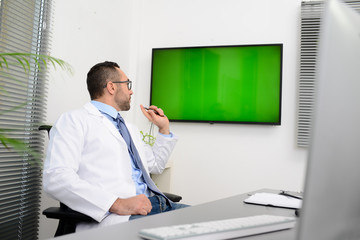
xmin=39 ymin=0 xmax=307 ymax=238
xmin=132 ymin=0 xmax=307 ymax=204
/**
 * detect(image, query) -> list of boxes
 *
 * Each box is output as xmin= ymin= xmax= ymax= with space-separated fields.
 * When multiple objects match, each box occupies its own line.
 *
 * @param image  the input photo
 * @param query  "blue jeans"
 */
xmin=129 ymin=194 xmax=189 ymax=220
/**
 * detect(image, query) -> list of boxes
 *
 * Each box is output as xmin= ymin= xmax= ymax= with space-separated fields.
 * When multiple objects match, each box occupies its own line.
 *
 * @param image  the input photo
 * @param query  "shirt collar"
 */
xmin=91 ymin=100 xmax=119 ymax=119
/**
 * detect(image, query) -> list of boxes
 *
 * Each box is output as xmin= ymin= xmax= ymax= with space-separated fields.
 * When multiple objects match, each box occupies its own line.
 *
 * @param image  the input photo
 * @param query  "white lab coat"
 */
xmin=43 ymin=102 xmax=178 ymax=231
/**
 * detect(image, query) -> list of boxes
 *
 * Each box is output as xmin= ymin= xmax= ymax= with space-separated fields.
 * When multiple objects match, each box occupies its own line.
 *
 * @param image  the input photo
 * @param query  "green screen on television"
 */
xmin=150 ymin=44 xmax=282 ymax=124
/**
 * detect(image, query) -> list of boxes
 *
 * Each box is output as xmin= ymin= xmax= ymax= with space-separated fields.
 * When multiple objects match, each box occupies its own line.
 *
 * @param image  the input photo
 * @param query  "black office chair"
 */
xmin=39 ymin=125 xmax=182 ymax=236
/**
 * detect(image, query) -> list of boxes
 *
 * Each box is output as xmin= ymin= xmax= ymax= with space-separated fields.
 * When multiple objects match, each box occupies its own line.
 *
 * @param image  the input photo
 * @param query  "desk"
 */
xmin=54 ymin=189 xmax=298 ymax=240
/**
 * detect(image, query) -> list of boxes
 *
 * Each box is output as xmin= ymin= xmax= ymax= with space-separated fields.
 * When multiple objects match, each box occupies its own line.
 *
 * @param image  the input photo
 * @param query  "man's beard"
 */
xmin=117 ymin=99 xmax=131 ymax=111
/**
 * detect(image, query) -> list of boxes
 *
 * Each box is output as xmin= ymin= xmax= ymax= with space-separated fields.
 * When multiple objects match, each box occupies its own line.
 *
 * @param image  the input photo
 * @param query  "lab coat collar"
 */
xmin=90 ymin=100 xmax=118 ymax=120
xmin=83 ymin=102 xmax=124 ymax=142
xmin=84 ymin=102 xmax=103 ymax=117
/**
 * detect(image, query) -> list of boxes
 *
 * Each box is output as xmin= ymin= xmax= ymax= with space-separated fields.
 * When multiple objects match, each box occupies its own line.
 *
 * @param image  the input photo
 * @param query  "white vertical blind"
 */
xmin=298 ymin=0 xmax=324 ymax=148
xmin=0 ymin=0 xmax=52 ymax=239
xmin=298 ymin=0 xmax=360 ymax=147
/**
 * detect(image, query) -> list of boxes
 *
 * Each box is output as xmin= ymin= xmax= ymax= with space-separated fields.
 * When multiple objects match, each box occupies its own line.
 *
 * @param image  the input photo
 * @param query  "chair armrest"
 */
xmin=164 ymin=192 xmax=182 ymax=202
xmin=43 ymin=203 xmax=96 ymax=223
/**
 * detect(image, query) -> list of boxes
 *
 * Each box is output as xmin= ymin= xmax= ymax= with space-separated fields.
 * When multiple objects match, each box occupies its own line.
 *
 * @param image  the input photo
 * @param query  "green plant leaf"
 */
xmin=0 ymin=56 xmax=9 ymax=69
xmin=140 ymin=131 xmax=156 ymax=146
xmin=0 ymin=102 xmax=27 ymax=116
xmin=0 ymin=133 xmax=41 ymax=166
xmin=0 ymin=52 xmax=73 ymax=74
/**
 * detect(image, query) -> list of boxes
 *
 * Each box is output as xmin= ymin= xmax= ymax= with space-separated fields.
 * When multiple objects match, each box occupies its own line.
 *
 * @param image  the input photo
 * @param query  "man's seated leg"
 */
xmin=129 ymin=195 xmax=189 ymax=220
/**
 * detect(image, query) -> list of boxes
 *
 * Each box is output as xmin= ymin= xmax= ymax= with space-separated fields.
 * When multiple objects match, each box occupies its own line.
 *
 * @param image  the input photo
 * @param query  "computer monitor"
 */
xmin=297 ymin=0 xmax=360 ymax=239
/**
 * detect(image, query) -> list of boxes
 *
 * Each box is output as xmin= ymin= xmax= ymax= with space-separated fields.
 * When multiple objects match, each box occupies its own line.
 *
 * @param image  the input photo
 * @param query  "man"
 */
xmin=43 ymin=61 xmax=187 ymax=231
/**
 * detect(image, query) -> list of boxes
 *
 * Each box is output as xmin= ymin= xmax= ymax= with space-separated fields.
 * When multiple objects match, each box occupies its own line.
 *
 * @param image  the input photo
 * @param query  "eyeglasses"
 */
xmin=103 ymin=80 xmax=132 ymax=90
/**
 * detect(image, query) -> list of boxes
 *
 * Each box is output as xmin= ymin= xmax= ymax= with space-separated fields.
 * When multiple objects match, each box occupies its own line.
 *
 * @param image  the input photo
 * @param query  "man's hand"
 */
xmin=109 ymin=194 xmax=152 ymax=216
xmin=140 ymin=105 xmax=170 ymax=135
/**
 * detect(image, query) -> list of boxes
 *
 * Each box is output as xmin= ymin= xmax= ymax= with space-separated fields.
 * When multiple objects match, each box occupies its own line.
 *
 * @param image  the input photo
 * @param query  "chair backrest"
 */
xmin=39 ymin=124 xmax=52 ymax=135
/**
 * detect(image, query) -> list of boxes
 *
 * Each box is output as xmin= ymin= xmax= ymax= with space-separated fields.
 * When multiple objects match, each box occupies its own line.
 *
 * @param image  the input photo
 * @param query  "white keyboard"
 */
xmin=138 ymin=214 xmax=296 ymax=240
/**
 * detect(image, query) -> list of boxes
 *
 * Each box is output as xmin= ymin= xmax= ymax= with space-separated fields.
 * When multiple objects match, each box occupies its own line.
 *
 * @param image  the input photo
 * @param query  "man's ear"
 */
xmin=105 ymin=82 xmax=116 ymax=95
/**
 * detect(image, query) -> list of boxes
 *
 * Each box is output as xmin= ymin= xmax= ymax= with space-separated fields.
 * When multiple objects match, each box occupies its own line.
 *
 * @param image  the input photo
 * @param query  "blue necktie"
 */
xmin=116 ymin=114 xmax=169 ymax=201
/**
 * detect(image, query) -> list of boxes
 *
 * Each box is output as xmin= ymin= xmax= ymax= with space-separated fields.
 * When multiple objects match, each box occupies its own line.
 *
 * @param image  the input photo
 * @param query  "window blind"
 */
xmin=298 ymin=0 xmax=360 ymax=147
xmin=0 ymin=0 xmax=52 ymax=239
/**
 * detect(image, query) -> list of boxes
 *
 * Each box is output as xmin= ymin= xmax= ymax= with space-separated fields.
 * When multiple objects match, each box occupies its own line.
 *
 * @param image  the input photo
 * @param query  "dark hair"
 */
xmin=86 ymin=61 xmax=121 ymax=100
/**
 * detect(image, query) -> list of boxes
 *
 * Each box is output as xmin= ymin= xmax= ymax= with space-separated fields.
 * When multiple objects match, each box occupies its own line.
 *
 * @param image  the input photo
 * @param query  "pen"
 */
xmin=144 ymin=107 xmax=165 ymax=117
xmin=279 ymin=191 xmax=303 ymax=200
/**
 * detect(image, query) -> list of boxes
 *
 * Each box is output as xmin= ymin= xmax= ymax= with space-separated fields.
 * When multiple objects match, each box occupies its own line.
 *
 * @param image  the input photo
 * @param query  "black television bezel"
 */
xmin=150 ymin=43 xmax=283 ymax=125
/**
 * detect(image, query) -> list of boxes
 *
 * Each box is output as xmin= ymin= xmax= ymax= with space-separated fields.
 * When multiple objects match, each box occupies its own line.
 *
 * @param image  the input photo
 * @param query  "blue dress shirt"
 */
xmin=91 ymin=101 xmax=150 ymax=196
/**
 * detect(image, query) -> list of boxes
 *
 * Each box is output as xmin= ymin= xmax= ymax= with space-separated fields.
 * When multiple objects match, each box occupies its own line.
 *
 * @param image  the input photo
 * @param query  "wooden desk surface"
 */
xmin=54 ymin=189 xmax=298 ymax=240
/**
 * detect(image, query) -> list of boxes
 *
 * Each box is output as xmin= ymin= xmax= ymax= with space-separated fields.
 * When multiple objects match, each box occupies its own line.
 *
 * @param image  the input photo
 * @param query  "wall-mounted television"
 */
xmin=150 ymin=44 xmax=283 ymax=125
